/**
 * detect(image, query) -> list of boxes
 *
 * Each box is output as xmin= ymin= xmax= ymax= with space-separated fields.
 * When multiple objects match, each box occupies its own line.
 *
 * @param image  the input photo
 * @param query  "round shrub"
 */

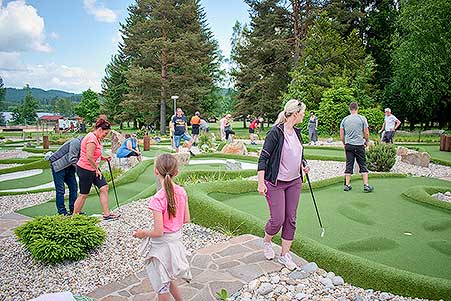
xmin=359 ymin=107 xmax=384 ymax=133
xmin=366 ymin=142 xmax=397 ymax=172
xmin=15 ymin=215 xmax=106 ymax=264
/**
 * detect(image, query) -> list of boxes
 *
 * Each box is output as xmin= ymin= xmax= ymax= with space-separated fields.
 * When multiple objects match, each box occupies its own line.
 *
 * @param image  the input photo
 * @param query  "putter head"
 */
xmin=320 ymin=228 xmax=325 ymax=237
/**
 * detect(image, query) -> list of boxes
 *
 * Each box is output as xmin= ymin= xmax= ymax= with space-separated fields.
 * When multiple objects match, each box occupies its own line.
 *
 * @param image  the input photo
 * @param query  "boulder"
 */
xmin=222 ymin=141 xmax=248 ymax=155
xmin=110 ymin=130 xmax=125 ymax=154
xmin=397 ymin=146 xmax=430 ymax=167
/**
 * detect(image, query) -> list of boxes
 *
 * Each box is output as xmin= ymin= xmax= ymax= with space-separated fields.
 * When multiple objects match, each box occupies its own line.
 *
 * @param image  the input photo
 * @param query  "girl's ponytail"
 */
xmin=164 ymin=174 xmax=176 ymax=218
xmin=155 ymin=154 xmax=179 ymax=219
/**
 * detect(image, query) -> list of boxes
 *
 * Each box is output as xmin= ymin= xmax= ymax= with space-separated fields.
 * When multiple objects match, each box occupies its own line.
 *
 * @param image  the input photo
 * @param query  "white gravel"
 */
xmin=0 ymin=150 xmax=34 ymax=160
xmin=0 ymin=198 xmax=229 ymax=301
xmin=0 ymin=191 xmax=54 ymax=217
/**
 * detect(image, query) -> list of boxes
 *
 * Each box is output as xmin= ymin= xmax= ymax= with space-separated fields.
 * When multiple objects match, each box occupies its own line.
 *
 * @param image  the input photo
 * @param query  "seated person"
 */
xmin=116 ymin=133 xmax=142 ymax=161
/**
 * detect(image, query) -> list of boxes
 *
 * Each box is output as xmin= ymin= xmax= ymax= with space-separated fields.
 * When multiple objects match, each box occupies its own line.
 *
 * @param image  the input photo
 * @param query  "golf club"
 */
xmin=107 ymin=159 xmax=120 ymax=210
xmin=306 ymin=173 xmax=325 ymax=237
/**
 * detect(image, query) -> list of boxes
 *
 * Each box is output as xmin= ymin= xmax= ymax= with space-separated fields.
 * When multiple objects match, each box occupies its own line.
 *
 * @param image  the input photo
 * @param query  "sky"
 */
xmin=0 ymin=0 xmax=250 ymax=93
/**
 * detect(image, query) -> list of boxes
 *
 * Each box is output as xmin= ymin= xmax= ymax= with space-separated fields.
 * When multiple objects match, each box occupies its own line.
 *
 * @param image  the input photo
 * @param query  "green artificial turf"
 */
xmin=0 ymin=168 xmax=53 ymax=190
xmin=207 ymin=176 xmax=451 ymax=281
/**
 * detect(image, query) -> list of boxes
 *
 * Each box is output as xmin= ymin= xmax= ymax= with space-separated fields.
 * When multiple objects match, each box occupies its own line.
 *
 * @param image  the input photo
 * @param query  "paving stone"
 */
xmin=129 ymin=279 xmax=152 ymax=295
xmin=217 ymin=244 xmax=253 ymax=257
xmin=88 ymin=282 xmax=125 ymax=299
xmin=177 ymin=286 xmax=198 ymax=300
xmin=208 ymin=262 xmax=219 ymax=270
xmin=191 ymin=253 xmax=212 ymax=269
xmin=101 ymin=296 xmax=128 ymax=301
xmin=239 ymin=250 xmax=265 ymax=264
xmin=119 ymin=274 xmax=140 ymax=288
xmin=190 ymin=266 xmax=204 ymax=278
xmin=209 ymin=280 xmax=245 ymax=298
xmin=218 ymin=260 xmax=241 ymax=270
xmin=193 ymin=270 xmax=236 ymax=284
xmin=228 ymin=263 xmax=265 ymax=282
xmin=135 ymin=269 xmax=147 ymax=280
xmin=258 ymin=260 xmax=283 ymax=273
xmin=229 ymin=234 xmax=255 ymax=244
xmin=197 ymin=240 xmax=229 ymax=255
xmin=189 ymin=282 xmax=205 ymax=290
xmin=117 ymin=290 xmax=131 ymax=297
xmin=132 ymin=293 xmax=157 ymax=301
xmin=188 ymin=287 xmax=215 ymax=301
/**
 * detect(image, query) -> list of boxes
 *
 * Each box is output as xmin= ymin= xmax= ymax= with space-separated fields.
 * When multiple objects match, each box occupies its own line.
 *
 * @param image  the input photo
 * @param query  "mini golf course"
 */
xmin=185 ymin=174 xmax=451 ymax=299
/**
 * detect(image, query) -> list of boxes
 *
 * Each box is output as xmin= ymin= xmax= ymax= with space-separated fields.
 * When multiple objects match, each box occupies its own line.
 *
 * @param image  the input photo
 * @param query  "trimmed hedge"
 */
xmin=15 ymin=215 xmax=105 ymax=264
xmin=186 ymin=174 xmax=451 ymax=300
xmin=402 ymin=186 xmax=451 ymax=211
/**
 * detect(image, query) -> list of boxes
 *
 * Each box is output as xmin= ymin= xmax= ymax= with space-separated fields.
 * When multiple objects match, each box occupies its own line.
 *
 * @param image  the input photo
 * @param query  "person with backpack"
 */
xmin=340 ymin=102 xmax=374 ymax=192
xmin=49 ymin=136 xmax=84 ymax=215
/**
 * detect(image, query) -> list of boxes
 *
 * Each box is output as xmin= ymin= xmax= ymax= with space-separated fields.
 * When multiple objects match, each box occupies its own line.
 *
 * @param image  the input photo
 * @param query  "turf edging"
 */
xmin=0 ymin=159 xmax=50 ymax=175
xmin=402 ymin=186 xmax=451 ymax=211
xmin=186 ymin=176 xmax=451 ymax=300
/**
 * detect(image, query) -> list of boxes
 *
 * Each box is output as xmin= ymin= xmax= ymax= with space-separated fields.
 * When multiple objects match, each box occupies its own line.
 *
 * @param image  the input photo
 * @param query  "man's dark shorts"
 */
xmin=382 ymin=131 xmax=395 ymax=143
xmin=249 ymin=128 xmax=255 ymax=134
xmin=344 ymin=144 xmax=368 ymax=174
xmin=76 ymin=165 xmax=108 ymax=194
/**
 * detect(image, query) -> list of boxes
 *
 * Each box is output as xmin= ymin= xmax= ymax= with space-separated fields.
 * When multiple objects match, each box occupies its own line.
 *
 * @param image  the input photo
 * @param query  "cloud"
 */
xmin=83 ymin=0 xmax=117 ymax=23
xmin=0 ymin=0 xmax=51 ymax=52
xmin=49 ymin=32 xmax=59 ymax=39
xmin=0 ymin=54 xmax=102 ymax=93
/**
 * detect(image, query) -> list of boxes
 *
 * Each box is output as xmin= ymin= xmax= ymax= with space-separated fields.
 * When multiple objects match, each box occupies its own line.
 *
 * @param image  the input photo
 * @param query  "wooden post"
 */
xmin=143 ymin=134 xmax=150 ymax=151
xmin=445 ymin=135 xmax=451 ymax=152
xmin=440 ymin=134 xmax=446 ymax=151
xmin=43 ymin=135 xmax=49 ymax=149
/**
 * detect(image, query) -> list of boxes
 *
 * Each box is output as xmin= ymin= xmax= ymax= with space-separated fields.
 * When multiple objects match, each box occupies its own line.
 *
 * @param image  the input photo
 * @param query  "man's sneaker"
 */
xmin=278 ymin=253 xmax=297 ymax=270
xmin=344 ymin=184 xmax=352 ymax=192
xmin=364 ymin=184 xmax=374 ymax=193
xmin=263 ymin=242 xmax=275 ymax=260
xmin=189 ymin=150 xmax=196 ymax=157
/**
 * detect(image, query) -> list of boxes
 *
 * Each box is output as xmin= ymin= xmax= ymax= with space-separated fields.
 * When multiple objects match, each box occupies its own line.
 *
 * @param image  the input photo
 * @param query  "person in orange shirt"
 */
xmin=190 ymin=111 xmax=201 ymax=146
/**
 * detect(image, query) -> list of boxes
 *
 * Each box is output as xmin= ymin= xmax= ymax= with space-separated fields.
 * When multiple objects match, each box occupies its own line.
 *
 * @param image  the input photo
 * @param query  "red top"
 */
xmin=250 ymin=119 xmax=260 ymax=130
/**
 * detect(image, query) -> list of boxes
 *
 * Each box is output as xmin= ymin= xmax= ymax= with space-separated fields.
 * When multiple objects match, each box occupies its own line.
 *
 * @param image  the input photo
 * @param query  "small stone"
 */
xmin=295 ymin=292 xmax=307 ymax=300
xmin=302 ymin=262 xmax=318 ymax=273
xmin=320 ymin=277 xmax=334 ymax=288
xmin=326 ymin=272 xmax=335 ymax=279
xmin=353 ymin=294 xmax=365 ymax=301
xmin=271 ymin=275 xmax=281 ymax=284
xmin=378 ymin=292 xmax=392 ymax=301
xmin=281 ymin=268 xmax=291 ymax=274
xmin=316 ymin=268 xmax=327 ymax=276
xmin=257 ymin=283 xmax=274 ymax=295
xmin=290 ymin=270 xmax=309 ymax=280
xmin=332 ymin=276 xmax=344 ymax=286
xmin=278 ymin=294 xmax=290 ymax=301
xmin=259 ymin=275 xmax=270 ymax=282
xmin=242 ymin=292 xmax=253 ymax=298
xmin=286 ymin=278 xmax=297 ymax=286
xmin=249 ymin=279 xmax=260 ymax=291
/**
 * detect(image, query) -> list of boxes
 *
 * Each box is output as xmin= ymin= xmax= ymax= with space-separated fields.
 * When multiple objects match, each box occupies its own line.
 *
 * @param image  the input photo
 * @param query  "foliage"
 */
xmin=359 ymin=107 xmax=384 ymax=133
xmin=102 ymin=165 xmax=123 ymax=183
xmin=230 ymin=2 xmax=294 ymax=123
xmin=366 ymin=142 xmax=396 ymax=172
xmin=0 ymin=76 xmax=5 ymax=125
xmin=75 ymin=89 xmax=100 ymax=124
xmin=15 ymin=215 xmax=106 ymax=264
xmin=11 ymin=85 xmax=39 ymax=125
xmin=286 ymin=14 xmax=376 ymax=112
xmin=121 ymin=0 xmax=221 ymax=133
xmin=215 ymin=288 xmax=229 ymax=301
xmin=387 ymin=0 xmax=450 ymax=128
xmin=52 ymin=98 xmax=74 ymax=116
xmin=198 ymin=133 xmax=216 ymax=153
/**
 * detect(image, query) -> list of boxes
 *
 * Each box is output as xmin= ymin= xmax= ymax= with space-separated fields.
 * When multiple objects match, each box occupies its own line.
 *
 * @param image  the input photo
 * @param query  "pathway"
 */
xmin=87 ymin=234 xmax=307 ymax=301
xmin=0 ymin=212 xmax=30 ymax=239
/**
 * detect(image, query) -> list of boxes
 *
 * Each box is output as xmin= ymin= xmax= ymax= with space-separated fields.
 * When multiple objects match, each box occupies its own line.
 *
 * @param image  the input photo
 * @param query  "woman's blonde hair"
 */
xmin=275 ymin=99 xmax=306 ymax=124
xmin=155 ymin=154 xmax=179 ymax=219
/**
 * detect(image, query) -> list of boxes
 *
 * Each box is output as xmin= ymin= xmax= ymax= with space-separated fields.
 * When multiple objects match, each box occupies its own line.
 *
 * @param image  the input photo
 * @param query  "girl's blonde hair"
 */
xmin=275 ymin=99 xmax=306 ymax=124
xmin=155 ymin=154 xmax=179 ymax=218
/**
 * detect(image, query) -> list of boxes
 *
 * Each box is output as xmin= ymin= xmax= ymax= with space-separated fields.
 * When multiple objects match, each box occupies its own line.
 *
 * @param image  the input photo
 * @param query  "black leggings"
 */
xmin=126 ymin=151 xmax=139 ymax=157
xmin=225 ymin=129 xmax=235 ymax=140
xmin=344 ymin=144 xmax=368 ymax=174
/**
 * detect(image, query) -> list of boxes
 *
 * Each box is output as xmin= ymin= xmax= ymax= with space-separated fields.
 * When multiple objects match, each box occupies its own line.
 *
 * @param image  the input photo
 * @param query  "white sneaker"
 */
xmin=278 ymin=253 xmax=297 ymax=270
xmin=263 ymin=242 xmax=275 ymax=260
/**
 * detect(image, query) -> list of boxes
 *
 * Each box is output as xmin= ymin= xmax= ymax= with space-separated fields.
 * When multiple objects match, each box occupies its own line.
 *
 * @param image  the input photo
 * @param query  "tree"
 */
xmin=75 ymin=89 xmax=100 ymax=124
xmin=231 ymin=0 xmax=294 ymax=123
xmin=53 ymin=98 xmax=74 ymax=116
xmin=121 ymin=0 xmax=221 ymax=134
xmin=387 ymin=0 xmax=451 ymax=129
xmin=0 ymin=77 xmax=5 ymax=125
xmin=11 ymin=85 xmax=39 ymax=125
xmin=286 ymin=14 xmax=376 ymax=111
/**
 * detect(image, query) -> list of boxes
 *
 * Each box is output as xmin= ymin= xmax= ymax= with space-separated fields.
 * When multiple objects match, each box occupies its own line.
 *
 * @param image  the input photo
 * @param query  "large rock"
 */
xmin=222 ymin=141 xmax=248 ymax=155
xmin=173 ymin=152 xmax=190 ymax=168
xmin=397 ymin=147 xmax=430 ymax=167
xmin=110 ymin=130 xmax=125 ymax=154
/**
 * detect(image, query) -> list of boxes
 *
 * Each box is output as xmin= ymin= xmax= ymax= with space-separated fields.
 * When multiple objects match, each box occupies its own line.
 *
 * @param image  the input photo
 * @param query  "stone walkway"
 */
xmin=0 ymin=212 xmax=30 ymax=239
xmin=87 ymin=234 xmax=307 ymax=301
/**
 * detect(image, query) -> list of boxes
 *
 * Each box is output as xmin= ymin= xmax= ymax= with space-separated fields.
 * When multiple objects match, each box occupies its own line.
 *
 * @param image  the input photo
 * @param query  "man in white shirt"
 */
xmin=379 ymin=108 xmax=401 ymax=143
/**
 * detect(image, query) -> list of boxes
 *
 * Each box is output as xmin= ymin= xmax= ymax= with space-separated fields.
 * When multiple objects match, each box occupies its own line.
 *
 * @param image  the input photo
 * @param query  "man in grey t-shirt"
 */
xmin=339 ymin=102 xmax=374 ymax=192
xmin=378 ymin=108 xmax=401 ymax=143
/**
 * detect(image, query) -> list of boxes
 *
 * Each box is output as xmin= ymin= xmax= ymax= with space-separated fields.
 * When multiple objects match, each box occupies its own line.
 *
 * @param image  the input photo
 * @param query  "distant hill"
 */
xmin=5 ymin=87 xmax=82 ymax=104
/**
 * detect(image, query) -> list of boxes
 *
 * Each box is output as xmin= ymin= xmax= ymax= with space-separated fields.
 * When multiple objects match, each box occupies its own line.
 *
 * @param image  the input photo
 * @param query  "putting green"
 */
xmin=0 ymin=168 xmax=53 ymax=190
xmin=16 ymin=161 xmax=237 ymax=217
xmin=208 ymin=176 xmax=451 ymax=281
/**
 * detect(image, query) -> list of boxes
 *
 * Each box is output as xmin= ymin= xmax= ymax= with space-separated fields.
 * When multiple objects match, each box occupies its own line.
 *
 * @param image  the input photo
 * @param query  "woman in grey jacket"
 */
xmin=49 ymin=136 xmax=83 ymax=215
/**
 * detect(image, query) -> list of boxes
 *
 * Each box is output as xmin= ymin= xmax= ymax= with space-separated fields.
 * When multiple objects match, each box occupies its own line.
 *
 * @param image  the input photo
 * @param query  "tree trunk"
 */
xmin=119 ymin=122 xmax=123 ymax=130
xmin=243 ymin=116 xmax=247 ymax=129
xmin=160 ymin=47 xmax=168 ymax=135
xmin=292 ymin=0 xmax=301 ymax=66
xmin=133 ymin=119 xmax=137 ymax=129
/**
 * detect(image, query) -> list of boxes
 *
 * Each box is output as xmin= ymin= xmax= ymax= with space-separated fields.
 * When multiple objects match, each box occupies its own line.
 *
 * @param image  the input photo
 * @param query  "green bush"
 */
xmin=15 ymin=215 xmax=106 ymax=264
xmin=317 ymin=100 xmax=349 ymax=135
xmin=366 ymin=142 xmax=397 ymax=172
xmin=359 ymin=107 xmax=384 ymax=133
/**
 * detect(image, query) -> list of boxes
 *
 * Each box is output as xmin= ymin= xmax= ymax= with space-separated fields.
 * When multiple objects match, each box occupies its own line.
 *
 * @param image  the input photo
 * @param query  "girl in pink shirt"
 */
xmin=133 ymin=154 xmax=191 ymax=301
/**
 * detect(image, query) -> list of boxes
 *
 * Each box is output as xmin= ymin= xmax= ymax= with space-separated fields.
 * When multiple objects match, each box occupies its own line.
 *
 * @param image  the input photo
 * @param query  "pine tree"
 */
xmin=122 ymin=0 xmax=221 ymax=134
xmin=0 ymin=77 xmax=5 ymax=125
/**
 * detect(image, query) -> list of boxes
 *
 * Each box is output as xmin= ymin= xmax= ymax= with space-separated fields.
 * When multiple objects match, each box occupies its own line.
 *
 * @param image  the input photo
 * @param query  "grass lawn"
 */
xmin=208 ymin=176 xmax=451 ymax=281
xmin=0 ymin=168 xmax=53 ymax=190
